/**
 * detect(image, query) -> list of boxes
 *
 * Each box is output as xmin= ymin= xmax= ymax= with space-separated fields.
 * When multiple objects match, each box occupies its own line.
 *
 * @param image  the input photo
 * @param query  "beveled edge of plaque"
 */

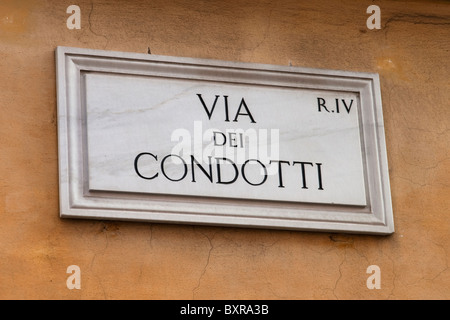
xmin=56 ymin=46 xmax=394 ymax=235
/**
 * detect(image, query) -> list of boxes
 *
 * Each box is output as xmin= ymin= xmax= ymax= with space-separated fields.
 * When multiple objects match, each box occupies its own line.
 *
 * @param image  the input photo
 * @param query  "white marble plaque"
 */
xmin=56 ymin=47 xmax=394 ymax=234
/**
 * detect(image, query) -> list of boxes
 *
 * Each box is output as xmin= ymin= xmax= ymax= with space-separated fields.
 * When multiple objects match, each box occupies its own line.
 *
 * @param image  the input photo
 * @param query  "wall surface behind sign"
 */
xmin=0 ymin=0 xmax=449 ymax=299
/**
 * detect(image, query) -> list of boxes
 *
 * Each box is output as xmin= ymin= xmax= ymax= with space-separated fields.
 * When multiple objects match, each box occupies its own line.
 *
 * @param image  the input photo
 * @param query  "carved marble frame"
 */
xmin=56 ymin=46 xmax=394 ymax=235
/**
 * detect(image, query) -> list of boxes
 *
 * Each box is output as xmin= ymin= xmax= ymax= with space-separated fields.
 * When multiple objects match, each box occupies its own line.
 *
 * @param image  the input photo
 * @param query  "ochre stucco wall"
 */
xmin=0 ymin=0 xmax=449 ymax=299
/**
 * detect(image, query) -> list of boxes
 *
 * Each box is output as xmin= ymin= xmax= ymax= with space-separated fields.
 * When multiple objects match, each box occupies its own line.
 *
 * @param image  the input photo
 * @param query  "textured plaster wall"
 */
xmin=0 ymin=0 xmax=449 ymax=299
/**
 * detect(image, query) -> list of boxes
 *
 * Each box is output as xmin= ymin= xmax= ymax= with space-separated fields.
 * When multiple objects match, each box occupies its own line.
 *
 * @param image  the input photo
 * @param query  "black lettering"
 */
xmin=233 ymin=98 xmax=256 ymax=123
xmin=269 ymin=160 xmax=290 ymax=188
xmin=317 ymin=97 xmax=330 ymax=112
xmin=228 ymin=132 xmax=238 ymax=147
xmin=342 ymin=99 xmax=353 ymax=114
xmin=224 ymin=95 xmax=230 ymax=122
xmin=293 ymin=161 xmax=313 ymax=189
xmin=190 ymin=155 xmax=213 ymax=183
xmin=213 ymin=131 xmax=226 ymax=146
xmin=317 ymin=163 xmax=324 ymax=190
xmin=215 ymin=157 xmax=239 ymax=184
xmin=197 ymin=94 xmax=220 ymax=120
xmin=241 ymin=159 xmax=268 ymax=186
xmin=161 ymin=154 xmax=188 ymax=182
xmin=134 ymin=152 xmax=158 ymax=180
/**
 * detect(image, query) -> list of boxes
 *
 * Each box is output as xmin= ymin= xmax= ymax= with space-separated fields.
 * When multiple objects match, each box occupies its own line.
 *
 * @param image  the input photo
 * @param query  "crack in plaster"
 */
xmin=192 ymin=231 xmax=214 ymax=299
xmin=332 ymin=250 xmax=346 ymax=300
xmin=86 ymin=221 xmax=111 ymax=299
xmin=249 ymin=8 xmax=274 ymax=59
xmin=89 ymin=1 xmax=109 ymax=48
xmin=384 ymin=251 xmax=397 ymax=299
xmin=384 ymin=13 xmax=450 ymax=39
